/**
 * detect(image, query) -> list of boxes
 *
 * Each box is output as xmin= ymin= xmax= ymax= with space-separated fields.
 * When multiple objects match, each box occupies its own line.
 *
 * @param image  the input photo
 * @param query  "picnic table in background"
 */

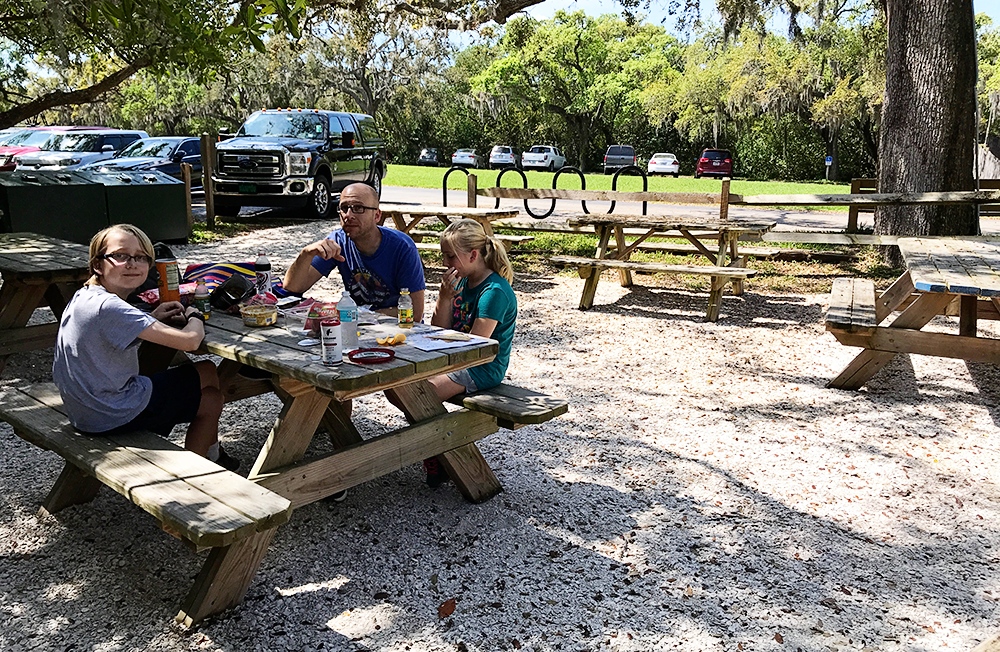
xmin=826 ymin=236 xmax=1000 ymax=389
xmin=551 ymin=216 xmax=776 ymax=322
xmin=0 ymin=232 xmax=90 ymax=373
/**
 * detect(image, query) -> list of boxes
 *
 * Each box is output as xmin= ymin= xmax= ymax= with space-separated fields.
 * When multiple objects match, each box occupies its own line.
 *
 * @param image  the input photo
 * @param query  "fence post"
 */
xmin=200 ymin=134 xmax=215 ymax=229
xmin=847 ymin=178 xmax=862 ymax=232
xmin=180 ymin=162 xmax=193 ymax=236
xmin=719 ymin=178 xmax=730 ymax=222
xmin=467 ymin=173 xmax=478 ymax=208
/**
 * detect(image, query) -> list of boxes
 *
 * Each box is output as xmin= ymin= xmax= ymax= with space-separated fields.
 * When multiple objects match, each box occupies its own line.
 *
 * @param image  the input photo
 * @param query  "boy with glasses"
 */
xmin=283 ymin=183 xmax=425 ymax=321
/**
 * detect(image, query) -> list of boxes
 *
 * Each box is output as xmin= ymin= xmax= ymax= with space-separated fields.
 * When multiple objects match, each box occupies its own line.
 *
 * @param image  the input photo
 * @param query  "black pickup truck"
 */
xmin=212 ymin=109 xmax=387 ymax=219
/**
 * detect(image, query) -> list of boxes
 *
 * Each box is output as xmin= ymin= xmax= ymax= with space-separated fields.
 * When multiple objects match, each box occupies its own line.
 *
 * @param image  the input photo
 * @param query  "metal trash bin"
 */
xmin=76 ymin=170 xmax=188 ymax=243
xmin=0 ymin=171 xmax=109 ymax=245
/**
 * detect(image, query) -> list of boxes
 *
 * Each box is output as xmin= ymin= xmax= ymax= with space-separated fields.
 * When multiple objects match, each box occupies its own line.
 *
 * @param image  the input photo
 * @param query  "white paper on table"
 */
xmin=408 ymin=331 xmax=492 ymax=351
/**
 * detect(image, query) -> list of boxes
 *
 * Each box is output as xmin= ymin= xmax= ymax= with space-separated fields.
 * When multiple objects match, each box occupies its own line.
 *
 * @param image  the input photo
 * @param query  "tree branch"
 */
xmin=0 ymin=56 xmax=151 ymax=128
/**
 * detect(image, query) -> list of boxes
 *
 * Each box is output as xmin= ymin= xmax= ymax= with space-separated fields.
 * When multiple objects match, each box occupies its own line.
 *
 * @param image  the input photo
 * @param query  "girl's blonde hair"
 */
xmin=440 ymin=219 xmax=513 ymax=283
xmin=86 ymin=224 xmax=156 ymax=286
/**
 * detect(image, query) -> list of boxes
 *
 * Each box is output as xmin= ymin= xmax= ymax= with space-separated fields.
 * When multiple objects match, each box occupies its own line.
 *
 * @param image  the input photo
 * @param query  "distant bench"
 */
xmin=0 ymin=383 xmax=292 ymax=626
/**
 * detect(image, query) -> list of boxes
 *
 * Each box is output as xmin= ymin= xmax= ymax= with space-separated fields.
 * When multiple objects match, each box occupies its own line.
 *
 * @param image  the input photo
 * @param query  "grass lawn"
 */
xmin=386 ymin=164 xmax=852 ymax=197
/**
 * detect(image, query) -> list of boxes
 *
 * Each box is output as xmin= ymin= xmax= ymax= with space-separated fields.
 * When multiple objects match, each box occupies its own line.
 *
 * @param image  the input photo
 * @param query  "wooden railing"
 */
xmin=469 ymin=173 xmax=1000 ymax=245
xmin=846 ymin=178 xmax=1000 ymax=232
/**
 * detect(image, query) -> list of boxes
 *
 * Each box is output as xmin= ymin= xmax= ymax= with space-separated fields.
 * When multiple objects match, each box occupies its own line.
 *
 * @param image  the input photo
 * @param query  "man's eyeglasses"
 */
xmin=101 ymin=252 xmax=153 ymax=266
xmin=339 ymin=204 xmax=378 ymax=215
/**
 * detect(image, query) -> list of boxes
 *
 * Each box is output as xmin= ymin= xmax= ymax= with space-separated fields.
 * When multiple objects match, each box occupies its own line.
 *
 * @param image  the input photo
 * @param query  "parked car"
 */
xmin=603 ymin=144 xmax=637 ymax=174
xmin=648 ymin=152 xmax=680 ymax=177
xmin=16 ymin=129 xmax=148 ymax=171
xmin=213 ymin=108 xmax=387 ymax=219
xmin=79 ymin=136 xmax=203 ymax=187
xmin=694 ymin=148 xmax=733 ymax=178
xmin=489 ymin=145 xmax=520 ymax=169
xmin=451 ymin=148 xmax=484 ymax=169
xmin=521 ymin=145 xmax=566 ymax=171
xmin=416 ymin=148 xmax=440 ymax=166
xmin=0 ymin=126 xmax=108 ymax=172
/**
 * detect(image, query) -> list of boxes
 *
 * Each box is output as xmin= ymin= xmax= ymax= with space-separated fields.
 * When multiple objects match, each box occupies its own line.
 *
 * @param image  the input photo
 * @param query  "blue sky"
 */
xmin=524 ymin=0 xmax=1000 ymax=33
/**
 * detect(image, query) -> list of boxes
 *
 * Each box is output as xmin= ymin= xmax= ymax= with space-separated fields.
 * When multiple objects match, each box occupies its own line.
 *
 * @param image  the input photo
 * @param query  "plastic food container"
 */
xmin=240 ymin=304 xmax=278 ymax=327
xmin=282 ymin=307 xmax=311 ymax=336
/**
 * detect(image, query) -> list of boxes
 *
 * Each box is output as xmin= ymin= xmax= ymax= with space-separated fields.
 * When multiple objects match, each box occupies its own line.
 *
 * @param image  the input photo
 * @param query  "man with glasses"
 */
xmin=283 ymin=183 xmax=425 ymax=321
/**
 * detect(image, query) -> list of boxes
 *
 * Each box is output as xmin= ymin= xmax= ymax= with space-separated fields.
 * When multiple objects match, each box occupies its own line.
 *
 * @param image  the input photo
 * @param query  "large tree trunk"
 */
xmin=876 ymin=0 xmax=978 ymax=263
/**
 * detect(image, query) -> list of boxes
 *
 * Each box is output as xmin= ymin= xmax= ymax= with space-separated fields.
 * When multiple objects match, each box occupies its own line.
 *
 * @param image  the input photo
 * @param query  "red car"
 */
xmin=0 ymin=126 xmax=107 ymax=172
xmin=694 ymin=148 xmax=733 ymax=178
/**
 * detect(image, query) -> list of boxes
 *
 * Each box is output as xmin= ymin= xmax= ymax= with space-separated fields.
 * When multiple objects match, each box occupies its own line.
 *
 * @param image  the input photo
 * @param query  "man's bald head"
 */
xmin=342 ymin=183 xmax=379 ymax=207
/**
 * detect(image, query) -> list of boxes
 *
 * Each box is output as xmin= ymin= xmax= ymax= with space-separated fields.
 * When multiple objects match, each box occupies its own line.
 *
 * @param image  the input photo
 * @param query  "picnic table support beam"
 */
xmin=828 ymin=291 xmax=955 ymax=389
xmin=386 ymin=380 xmax=503 ymax=503
xmin=40 ymin=461 xmax=103 ymax=515
xmin=580 ymin=226 xmax=614 ymax=309
xmin=960 ymin=295 xmax=978 ymax=337
xmin=248 ymin=379 xmax=331 ymax=479
xmin=176 ymin=529 xmax=277 ymax=628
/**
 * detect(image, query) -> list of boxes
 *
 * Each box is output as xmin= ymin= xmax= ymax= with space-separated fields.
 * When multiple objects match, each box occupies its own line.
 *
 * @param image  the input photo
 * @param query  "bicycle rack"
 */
xmin=492 ymin=167 xmax=529 ymax=210
xmin=609 ymin=165 xmax=648 ymax=215
xmin=442 ymin=166 xmax=470 ymax=207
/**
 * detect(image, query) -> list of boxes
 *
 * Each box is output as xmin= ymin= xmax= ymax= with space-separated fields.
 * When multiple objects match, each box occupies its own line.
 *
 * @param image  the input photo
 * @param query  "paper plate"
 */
xmin=348 ymin=348 xmax=396 ymax=364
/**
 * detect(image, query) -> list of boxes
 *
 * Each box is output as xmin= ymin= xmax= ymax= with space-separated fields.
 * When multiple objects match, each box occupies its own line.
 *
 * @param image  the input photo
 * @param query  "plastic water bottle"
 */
xmin=398 ymin=287 xmax=413 ymax=329
xmin=338 ymin=290 xmax=359 ymax=351
xmin=193 ymin=278 xmax=211 ymax=320
xmin=254 ymin=252 xmax=271 ymax=296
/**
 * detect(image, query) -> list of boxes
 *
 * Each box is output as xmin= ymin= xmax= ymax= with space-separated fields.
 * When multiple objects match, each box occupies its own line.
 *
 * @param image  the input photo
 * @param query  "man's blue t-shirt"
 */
xmin=311 ymin=227 xmax=425 ymax=310
xmin=449 ymin=272 xmax=517 ymax=390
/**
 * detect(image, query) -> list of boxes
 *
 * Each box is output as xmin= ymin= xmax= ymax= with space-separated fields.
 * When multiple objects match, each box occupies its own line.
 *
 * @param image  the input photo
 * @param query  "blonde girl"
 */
xmin=414 ymin=220 xmax=518 ymax=486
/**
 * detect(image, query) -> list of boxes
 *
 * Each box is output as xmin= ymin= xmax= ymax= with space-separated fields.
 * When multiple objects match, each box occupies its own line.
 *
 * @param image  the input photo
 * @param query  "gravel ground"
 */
xmin=2 ymin=219 xmax=1000 ymax=652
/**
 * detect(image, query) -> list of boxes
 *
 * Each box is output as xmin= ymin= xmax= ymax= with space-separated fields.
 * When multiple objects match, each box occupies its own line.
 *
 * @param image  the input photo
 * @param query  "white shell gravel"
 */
xmin=1 ymin=219 xmax=999 ymax=652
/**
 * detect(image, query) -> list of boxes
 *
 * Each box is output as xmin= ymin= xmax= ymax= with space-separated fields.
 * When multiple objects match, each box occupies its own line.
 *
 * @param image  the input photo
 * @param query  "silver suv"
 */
xmin=15 ymin=129 xmax=148 ymax=171
xmin=603 ymin=144 xmax=636 ymax=174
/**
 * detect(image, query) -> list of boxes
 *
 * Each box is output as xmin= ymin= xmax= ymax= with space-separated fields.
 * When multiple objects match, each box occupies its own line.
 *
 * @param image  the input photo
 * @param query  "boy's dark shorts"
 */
xmin=101 ymin=365 xmax=202 ymax=437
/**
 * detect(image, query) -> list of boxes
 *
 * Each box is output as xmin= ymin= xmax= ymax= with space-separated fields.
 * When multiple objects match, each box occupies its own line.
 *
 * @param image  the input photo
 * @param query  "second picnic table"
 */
xmin=0 ymin=232 xmax=91 ymax=373
xmin=378 ymin=203 xmax=532 ymax=252
xmin=827 ymin=236 xmax=1000 ymax=389
xmin=552 ymin=215 xmax=776 ymax=321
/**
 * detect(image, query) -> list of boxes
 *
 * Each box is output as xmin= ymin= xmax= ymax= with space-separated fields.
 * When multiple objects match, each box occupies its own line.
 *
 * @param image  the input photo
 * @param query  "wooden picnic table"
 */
xmin=827 ymin=236 xmax=1000 ymax=389
xmin=0 ymin=232 xmax=91 ymax=373
xmin=379 ymin=203 xmax=519 ymax=237
xmin=202 ymin=313 xmax=502 ymax=507
xmin=557 ymin=215 xmax=776 ymax=321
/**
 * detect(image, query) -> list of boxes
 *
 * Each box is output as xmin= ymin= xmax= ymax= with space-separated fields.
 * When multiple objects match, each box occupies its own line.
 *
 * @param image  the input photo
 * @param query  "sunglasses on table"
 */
xmin=339 ymin=204 xmax=378 ymax=215
xmin=101 ymin=252 xmax=153 ymax=266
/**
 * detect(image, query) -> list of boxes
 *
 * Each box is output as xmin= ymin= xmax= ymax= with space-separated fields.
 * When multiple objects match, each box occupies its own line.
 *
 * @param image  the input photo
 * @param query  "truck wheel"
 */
xmin=548 ymin=162 xmax=555 ymax=172
xmin=368 ymin=169 xmax=382 ymax=198
xmin=214 ymin=203 xmax=240 ymax=217
xmin=308 ymin=176 xmax=332 ymax=219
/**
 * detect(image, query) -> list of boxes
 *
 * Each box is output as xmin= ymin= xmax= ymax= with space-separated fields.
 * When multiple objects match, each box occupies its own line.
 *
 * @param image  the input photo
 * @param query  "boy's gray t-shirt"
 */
xmin=53 ymin=284 xmax=157 ymax=432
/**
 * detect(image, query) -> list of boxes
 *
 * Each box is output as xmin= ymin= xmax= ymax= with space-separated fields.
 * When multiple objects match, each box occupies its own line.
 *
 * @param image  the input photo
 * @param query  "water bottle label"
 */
xmin=339 ymin=308 xmax=358 ymax=323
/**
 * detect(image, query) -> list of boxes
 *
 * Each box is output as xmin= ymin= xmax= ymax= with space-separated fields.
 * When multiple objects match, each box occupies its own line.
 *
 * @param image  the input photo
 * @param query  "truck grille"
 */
xmin=217 ymin=152 xmax=283 ymax=178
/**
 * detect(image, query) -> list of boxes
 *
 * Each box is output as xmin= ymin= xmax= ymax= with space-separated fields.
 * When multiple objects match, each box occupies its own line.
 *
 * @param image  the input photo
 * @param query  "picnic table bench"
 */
xmin=0 ymin=382 xmax=292 ymax=626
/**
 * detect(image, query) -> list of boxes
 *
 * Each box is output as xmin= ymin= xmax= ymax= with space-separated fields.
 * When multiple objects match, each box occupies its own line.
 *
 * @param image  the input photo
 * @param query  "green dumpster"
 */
xmin=76 ymin=170 xmax=188 ymax=243
xmin=0 ymin=171 xmax=109 ymax=245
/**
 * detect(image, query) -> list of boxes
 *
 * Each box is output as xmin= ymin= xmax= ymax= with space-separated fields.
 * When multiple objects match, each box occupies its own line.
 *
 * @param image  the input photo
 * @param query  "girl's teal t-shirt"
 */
xmin=449 ymin=272 xmax=517 ymax=389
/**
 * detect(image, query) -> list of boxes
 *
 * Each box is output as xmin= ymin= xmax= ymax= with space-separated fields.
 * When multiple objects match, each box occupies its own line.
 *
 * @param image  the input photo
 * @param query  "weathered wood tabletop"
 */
xmin=0 ymin=232 xmax=91 ymax=371
xmin=828 ymin=237 xmax=1000 ymax=389
xmin=379 ymin=202 xmax=519 ymax=236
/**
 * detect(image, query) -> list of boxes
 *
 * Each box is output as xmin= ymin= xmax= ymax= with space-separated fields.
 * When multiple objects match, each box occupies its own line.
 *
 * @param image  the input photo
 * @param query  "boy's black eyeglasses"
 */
xmin=101 ymin=252 xmax=153 ymax=266
xmin=339 ymin=204 xmax=378 ymax=215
